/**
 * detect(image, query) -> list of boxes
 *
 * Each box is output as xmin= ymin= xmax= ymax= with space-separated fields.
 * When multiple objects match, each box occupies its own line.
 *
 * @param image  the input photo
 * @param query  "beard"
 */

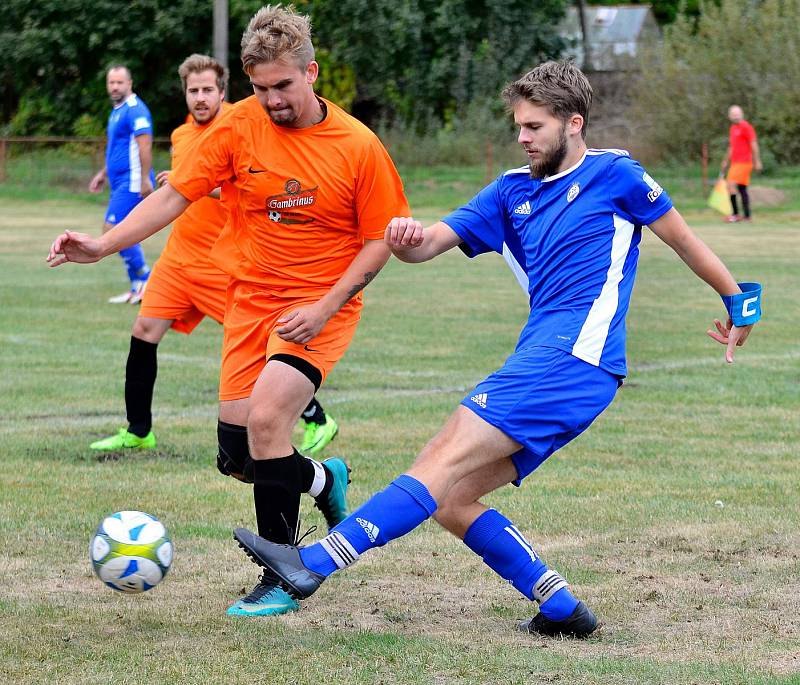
xmin=267 ymin=106 xmax=299 ymax=127
xmin=528 ymin=124 xmax=568 ymax=179
xmin=191 ymin=104 xmax=219 ymax=124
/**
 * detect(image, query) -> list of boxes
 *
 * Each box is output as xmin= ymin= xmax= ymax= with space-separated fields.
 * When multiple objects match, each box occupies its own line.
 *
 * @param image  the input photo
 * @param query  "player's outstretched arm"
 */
xmin=648 ymin=207 xmax=759 ymax=363
xmin=385 ymin=218 xmax=462 ymax=263
xmin=47 ymin=183 xmax=190 ymax=267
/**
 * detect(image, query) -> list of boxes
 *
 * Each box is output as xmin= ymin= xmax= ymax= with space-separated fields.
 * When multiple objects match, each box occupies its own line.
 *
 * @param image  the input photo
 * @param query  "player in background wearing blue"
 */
xmin=89 ymin=65 xmax=154 ymax=304
xmin=231 ymin=61 xmax=762 ymax=637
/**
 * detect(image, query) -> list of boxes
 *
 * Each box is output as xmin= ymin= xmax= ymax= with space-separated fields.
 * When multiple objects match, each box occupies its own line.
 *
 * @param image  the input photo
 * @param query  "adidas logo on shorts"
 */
xmin=470 ymin=392 xmax=488 ymax=408
xmin=357 ymin=517 xmax=379 ymax=543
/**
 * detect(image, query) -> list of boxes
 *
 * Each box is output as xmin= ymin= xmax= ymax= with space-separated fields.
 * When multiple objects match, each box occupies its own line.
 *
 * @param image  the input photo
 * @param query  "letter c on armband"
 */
xmin=720 ymin=282 xmax=762 ymax=327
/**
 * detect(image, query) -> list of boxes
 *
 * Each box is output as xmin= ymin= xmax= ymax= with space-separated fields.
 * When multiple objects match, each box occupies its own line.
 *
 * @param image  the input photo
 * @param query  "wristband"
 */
xmin=720 ymin=282 xmax=762 ymax=326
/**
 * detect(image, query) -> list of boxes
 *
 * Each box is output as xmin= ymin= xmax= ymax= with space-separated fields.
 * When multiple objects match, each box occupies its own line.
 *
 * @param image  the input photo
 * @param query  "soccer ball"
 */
xmin=90 ymin=510 xmax=173 ymax=593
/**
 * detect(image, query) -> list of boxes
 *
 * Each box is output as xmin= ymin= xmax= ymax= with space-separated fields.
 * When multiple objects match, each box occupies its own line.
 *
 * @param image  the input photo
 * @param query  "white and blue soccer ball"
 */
xmin=90 ymin=510 xmax=173 ymax=593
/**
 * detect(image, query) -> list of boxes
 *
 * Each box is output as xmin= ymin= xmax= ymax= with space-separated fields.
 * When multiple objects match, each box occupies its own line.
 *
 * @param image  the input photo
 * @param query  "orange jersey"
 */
xmin=164 ymin=102 xmax=234 ymax=270
xmin=169 ymin=96 xmax=409 ymax=295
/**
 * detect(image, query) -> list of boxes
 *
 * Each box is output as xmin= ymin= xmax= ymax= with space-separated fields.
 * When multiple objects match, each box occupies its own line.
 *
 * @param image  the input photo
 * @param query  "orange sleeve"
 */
xmin=169 ymin=114 xmax=237 ymax=202
xmin=354 ymin=137 xmax=410 ymax=240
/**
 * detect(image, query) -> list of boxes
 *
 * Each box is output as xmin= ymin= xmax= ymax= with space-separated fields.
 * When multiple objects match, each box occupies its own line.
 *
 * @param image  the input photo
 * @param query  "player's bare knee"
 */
xmin=246 ymin=405 xmax=292 ymax=448
xmin=131 ymin=317 xmax=149 ymax=339
xmin=132 ymin=317 xmax=166 ymax=343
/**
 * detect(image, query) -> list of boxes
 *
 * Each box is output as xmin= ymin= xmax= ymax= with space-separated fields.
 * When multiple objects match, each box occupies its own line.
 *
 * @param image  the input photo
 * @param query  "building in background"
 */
xmin=560 ymin=5 xmax=661 ymax=72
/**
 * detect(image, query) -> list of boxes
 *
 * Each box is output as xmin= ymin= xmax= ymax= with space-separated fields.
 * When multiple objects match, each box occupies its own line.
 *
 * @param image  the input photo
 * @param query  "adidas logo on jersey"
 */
xmin=357 ymin=517 xmax=379 ymax=543
xmin=513 ymin=201 xmax=531 ymax=215
xmin=470 ymin=392 xmax=488 ymax=408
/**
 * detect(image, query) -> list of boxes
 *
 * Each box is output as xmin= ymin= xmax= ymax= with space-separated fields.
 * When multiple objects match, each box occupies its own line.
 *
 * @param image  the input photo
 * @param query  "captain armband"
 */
xmin=720 ymin=282 xmax=762 ymax=326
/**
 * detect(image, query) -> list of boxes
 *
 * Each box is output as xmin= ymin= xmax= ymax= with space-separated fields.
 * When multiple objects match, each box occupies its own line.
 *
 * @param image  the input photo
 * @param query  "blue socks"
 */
xmin=463 ymin=509 xmax=579 ymax=621
xmin=299 ymin=482 xmax=578 ymax=622
xmin=120 ymin=244 xmax=149 ymax=284
xmin=301 ymin=474 xmax=437 ymax=576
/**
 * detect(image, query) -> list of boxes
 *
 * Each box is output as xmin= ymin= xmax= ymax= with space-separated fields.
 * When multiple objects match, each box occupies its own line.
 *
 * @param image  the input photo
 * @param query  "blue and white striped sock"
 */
xmin=463 ymin=508 xmax=579 ymax=621
xmin=300 ymin=474 xmax=437 ymax=577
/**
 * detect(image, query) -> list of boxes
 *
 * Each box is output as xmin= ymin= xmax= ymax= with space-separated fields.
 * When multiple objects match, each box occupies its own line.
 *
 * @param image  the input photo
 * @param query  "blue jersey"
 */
xmin=444 ymin=149 xmax=673 ymax=377
xmin=105 ymin=93 xmax=154 ymax=192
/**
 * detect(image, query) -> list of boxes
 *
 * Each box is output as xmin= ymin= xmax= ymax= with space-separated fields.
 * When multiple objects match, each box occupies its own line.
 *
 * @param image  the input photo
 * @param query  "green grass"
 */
xmin=1 ymin=166 xmax=799 ymax=684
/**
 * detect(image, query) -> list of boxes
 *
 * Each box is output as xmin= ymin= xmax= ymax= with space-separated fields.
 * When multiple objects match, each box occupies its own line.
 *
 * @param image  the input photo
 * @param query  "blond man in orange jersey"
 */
xmin=49 ymin=6 xmax=409 ymax=617
xmin=90 ymin=54 xmax=339 ymax=464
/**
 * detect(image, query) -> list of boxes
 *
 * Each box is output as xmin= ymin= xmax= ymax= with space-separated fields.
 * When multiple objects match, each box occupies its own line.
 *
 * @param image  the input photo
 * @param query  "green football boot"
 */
xmin=90 ymin=428 xmax=156 ymax=451
xmin=226 ymin=573 xmax=300 ymax=617
xmin=299 ymin=415 xmax=339 ymax=456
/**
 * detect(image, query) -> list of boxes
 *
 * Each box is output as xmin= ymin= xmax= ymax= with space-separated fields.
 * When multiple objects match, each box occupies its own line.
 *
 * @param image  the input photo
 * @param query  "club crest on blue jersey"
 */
xmin=567 ymin=183 xmax=580 ymax=202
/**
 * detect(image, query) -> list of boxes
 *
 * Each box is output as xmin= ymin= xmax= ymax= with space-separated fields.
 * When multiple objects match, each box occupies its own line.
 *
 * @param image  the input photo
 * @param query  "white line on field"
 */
xmin=3 ymin=353 xmax=795 ymax=433
xmin=631 ymin=351 xmax=800 ymax=373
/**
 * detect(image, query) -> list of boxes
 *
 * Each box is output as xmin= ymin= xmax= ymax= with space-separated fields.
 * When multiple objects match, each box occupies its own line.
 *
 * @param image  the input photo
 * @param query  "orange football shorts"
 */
xmin=218 ymin=280 xmax=362 ymax=401
xmin=139 ymin=253 xmax=229 ymax=334
xmin=727 ymin=162 xmax=753 ymax=187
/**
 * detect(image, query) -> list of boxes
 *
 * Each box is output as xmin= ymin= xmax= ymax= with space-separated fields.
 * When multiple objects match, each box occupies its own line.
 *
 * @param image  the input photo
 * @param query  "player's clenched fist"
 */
xmin=47 ymin=230 xmax=104 ymax=267
xmin=385 ymin=217 xmax=424 ymax=248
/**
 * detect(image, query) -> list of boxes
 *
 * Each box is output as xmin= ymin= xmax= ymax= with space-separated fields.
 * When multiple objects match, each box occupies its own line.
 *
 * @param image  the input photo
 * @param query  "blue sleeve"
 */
xmin=441 ymin=178 xmax=506 ymax=257
xmin=608 ymin=156 xmax=672 ymax=226
xmin=129 ymin=101 xmax=153 ymax=137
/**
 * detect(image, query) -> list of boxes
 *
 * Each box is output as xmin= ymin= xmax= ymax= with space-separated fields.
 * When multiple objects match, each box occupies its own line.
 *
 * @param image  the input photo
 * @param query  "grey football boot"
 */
xmin=234 ymin=528 xmax=325 ymax=600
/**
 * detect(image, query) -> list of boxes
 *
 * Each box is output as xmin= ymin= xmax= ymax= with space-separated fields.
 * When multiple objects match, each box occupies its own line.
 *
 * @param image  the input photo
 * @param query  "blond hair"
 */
xmin=177 ymin=54 xmax=229 ymax=93
xmin=502 ymin=61 xmax=593 ymax=139
xmin=240 ymin=4 xmax=314 ymax=74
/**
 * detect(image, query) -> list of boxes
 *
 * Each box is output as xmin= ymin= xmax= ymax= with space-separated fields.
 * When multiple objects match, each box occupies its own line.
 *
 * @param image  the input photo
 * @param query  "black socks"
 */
xmin=125 ymin=336 xmax=158 ymax=438
xmin=250 ymin=451 xmax=303 ymax=544
xmin=301 ymin=397 xmax=327 ymax=425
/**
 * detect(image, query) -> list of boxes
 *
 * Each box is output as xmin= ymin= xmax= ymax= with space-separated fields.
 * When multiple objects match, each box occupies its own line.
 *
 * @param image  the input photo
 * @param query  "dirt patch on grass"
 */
xmin=749 ymin=185 xmax=787 ymax=207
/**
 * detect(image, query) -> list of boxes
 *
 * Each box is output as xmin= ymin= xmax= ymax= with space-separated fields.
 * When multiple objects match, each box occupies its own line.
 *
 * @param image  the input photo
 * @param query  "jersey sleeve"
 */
xmin=169 ymin=115 xmax=237 ymax=202
xmin=130 ymin=101 xmax=153 ymax=137
xmin=744 ymin=121 xmax=757 ymax=142
xmin=354 ymin=137 xmax=410 ymax=240
xmin=441 ymin=178 xmax=505 ymax=257
xmin=608 ymin=156 xmax=673 ymax=226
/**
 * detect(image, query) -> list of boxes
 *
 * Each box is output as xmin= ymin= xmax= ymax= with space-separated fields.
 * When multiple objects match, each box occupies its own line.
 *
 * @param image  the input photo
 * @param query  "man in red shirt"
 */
xmin=720 ymin=105 xmax=762 ymax=223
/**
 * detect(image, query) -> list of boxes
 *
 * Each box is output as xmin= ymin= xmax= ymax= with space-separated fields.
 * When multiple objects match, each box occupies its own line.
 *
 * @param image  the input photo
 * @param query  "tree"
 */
xmin=630 ymin=0 xmax=800 ymax=164
xmin=309 ymin=0 xmax=568 ymax=131
xmin=0 ymin=0 xmax=216 ymax=135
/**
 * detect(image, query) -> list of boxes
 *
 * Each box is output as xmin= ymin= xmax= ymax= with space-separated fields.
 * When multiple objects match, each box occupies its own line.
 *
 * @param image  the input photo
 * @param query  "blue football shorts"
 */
xmin=104 ymin=186 xmax=144 ymax=225
xmin=460 ymin=345 xmax=620 ymax=484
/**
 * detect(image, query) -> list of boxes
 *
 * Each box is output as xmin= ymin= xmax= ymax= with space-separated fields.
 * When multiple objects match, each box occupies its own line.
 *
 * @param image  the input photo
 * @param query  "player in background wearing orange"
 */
xmin=90 ymin=53 xmax=340 ymax=506
xmin=48 ymin=6 xmax=410 ymax=617
xmin=720 ymin=105 xmax=762 ymax=223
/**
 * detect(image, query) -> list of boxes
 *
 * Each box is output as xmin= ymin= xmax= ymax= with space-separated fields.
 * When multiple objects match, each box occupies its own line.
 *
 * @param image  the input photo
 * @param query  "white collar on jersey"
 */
xmin=541 ymin=150 xmax=588 ymax=183
xmin=113 ymin=93 xmax=138 ymax=110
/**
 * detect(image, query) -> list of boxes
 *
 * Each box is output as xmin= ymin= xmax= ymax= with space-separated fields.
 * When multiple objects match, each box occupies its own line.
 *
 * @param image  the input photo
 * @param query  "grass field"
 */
xmin=1 ymin=168 xmax=799 ymax=685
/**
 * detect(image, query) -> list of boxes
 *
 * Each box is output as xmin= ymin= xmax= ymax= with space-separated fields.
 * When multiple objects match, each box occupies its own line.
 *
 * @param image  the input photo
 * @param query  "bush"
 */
xmin=630 ymin=0 xmax=800 ymax=164
xmin=378 ymin=97 xmax=523 ymax=169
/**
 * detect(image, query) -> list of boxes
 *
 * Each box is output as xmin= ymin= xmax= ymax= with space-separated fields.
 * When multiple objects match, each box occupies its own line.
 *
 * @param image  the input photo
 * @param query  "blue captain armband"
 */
xmin=720 ymin=282 xmax=762 ymax=326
